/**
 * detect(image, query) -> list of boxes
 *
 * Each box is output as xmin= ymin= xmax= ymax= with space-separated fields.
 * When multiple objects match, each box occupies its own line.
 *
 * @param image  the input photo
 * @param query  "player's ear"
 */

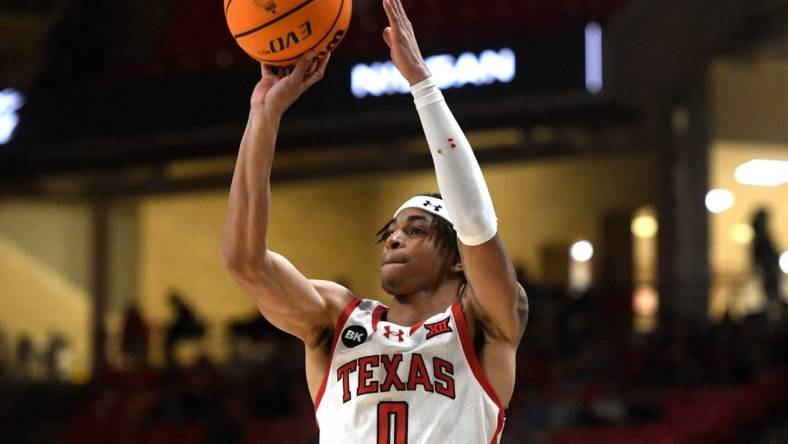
xmin=451 ymin=260 xmax=463 ymax=274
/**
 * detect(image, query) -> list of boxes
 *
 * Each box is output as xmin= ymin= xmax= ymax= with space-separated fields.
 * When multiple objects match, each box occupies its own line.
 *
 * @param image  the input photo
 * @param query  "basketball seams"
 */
xmin=254 ymin=0 xmax=348 ymax=64
xmin=227 ymin=0 xmax=350 ymax=66
xmin=232 ymin=0 xmax=317 ymax=38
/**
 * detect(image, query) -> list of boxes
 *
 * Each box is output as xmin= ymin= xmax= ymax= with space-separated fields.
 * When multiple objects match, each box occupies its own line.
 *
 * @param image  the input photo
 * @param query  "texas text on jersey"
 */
xmin=315 ymin=299 xmax=505 ymax=444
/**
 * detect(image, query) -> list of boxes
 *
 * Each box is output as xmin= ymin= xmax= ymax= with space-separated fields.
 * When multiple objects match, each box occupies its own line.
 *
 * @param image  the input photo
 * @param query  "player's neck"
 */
xmin=387 ymin=278 xmax=461 ymax=326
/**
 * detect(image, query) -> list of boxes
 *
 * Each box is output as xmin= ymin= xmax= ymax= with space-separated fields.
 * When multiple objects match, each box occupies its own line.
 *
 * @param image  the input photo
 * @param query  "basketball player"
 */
xmin=222 ymin=0 xmax=528 ymax=441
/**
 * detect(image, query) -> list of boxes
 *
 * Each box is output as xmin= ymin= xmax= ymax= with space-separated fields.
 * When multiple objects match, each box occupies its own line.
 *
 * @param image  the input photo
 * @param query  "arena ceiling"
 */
xmin=0 ymin=0 xmax=636 ymax=183
xmin=3 ymin=0 xmax=787 ymax=194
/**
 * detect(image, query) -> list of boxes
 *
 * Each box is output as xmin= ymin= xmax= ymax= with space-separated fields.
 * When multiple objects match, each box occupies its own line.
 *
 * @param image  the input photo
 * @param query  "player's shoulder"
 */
xmin=303 ymin=280 xmax=356 ymax=350
xmin=310 ymin=279 xmax=355 ymax=310
xmin=310 ymin=279 xmax=352 ymax=296
xmin=308 ymin=281 xmax=385 ymax=324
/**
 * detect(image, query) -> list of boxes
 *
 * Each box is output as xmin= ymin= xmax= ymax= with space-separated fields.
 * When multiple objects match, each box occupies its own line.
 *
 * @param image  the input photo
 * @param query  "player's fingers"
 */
xmin=382 ymin=27 xmax=393 ymax=48
xmin=305 ymin=58 xmax=322 ymax=80
xmin=305 ymin=58 xmax=318 ymax=76
xmin=261 ymin=63 xmax=275 ymax=78
xmin=316 ymin=52 xmax=331 ymax=75
xmin=291 ymin=51 xmax=316 ymax=80
xmin=306 ymin=52 xmax=330 ymax=87
xmin=318 ymin=52 xmax=331 ymax=68
xmin=391 ymin=0 xmax=408 ymax=25
xmin=382 ymin=0 xmax=398 ymax=27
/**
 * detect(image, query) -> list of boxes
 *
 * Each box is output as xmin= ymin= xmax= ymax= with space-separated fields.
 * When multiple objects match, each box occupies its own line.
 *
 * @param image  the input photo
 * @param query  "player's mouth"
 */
xmin=382 ymin=262 xmax=407 ymax=268
xmin=381 ymin=255 xmax=408 ymax=267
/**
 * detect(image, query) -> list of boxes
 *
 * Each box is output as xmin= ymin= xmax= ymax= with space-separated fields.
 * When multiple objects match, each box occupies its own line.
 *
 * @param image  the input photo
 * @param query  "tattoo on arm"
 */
xmin=463 ymin=284 xmax=529 ymax=337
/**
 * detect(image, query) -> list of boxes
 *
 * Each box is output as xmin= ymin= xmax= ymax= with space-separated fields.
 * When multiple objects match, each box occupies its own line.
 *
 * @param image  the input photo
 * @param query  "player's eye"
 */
xmin=410 ymin=227 xmax=425 ymax=235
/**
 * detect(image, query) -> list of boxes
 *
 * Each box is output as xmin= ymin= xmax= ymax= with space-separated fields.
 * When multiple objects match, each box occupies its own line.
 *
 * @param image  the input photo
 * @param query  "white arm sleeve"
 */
xmin=411 ymin=77 xmax=497 ymax=246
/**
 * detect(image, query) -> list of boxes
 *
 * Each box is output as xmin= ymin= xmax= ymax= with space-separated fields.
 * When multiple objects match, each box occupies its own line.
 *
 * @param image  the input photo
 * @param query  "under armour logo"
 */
xmin=423 ymin=201 xmax=443 ymax=212
xmin=383 ymin=326 xmax=405 ymax=342
xmin=424 ymin=317 xmax=452 ymax=339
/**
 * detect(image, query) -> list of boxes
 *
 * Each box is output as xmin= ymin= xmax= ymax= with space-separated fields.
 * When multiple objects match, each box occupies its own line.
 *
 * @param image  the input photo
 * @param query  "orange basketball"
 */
xmin=224 ymin=0 xmax=351 ymax=66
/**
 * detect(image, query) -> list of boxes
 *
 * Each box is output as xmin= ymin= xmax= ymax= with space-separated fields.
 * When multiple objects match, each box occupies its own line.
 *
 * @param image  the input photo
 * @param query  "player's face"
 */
xmin=379 ymin=208 xmax=453 ymax=295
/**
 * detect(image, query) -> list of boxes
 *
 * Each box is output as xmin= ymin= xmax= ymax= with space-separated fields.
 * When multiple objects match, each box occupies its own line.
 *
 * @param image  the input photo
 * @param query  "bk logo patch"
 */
xmin=424 ymin=317 xmax=452 ymax=339
xmin=341 ymin=325 xmax=368 ymax=348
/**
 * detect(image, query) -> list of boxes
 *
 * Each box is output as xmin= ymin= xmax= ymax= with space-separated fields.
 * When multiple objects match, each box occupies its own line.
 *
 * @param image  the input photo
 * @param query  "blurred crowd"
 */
xmin=0 ymin=277 xmax=786 ymax=444
xmin=502 ymin=280 xmax=788 ymax=443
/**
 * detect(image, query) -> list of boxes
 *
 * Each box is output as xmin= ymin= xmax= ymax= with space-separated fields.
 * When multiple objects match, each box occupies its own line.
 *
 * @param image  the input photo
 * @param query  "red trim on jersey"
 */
xmin=371 ymin=304 xmax=387 ymax=332
xmin=313 ymin=298 xmax=362 ymax=415
xmin=409 ymin=321 xmax=424 ymax=336
xmin=451 ymin=301 xmax=506 ymax=443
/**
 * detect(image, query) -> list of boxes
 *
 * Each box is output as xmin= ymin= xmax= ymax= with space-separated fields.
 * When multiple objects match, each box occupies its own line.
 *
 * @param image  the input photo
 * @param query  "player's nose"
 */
xmin=385 ymin=230 xmax=405 ymax=250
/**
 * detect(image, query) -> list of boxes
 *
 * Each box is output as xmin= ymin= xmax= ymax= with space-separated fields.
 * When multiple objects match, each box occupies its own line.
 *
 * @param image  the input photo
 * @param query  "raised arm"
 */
xmin=383 ymin=0 xmax=527 ymax=344
xmin=222 ymin=54 xmax=352 ymax=344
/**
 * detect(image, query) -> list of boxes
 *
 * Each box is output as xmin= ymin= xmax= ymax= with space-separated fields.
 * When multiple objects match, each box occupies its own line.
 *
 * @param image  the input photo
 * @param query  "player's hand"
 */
xmin=382 ymin=0 xmax=430 ymax=86
xmin=250 ymin=51 xmax=330 ymax=116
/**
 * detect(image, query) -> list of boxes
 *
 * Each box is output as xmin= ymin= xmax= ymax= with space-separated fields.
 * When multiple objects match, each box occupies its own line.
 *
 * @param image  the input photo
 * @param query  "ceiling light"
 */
xmin=633 ymin=285 xmax=659 ymax=317
xmin=570 ymin=240 xmax=594 ymax=262
xmin=632 ymin=214 xmax=658 ymax=238
xmin=705 ymin=189 xmax=734 ymax=213
xmin=731 ymin=223 xmax=754 ymax=245
xmin=735 ymin=159 xmax=788 ymax=187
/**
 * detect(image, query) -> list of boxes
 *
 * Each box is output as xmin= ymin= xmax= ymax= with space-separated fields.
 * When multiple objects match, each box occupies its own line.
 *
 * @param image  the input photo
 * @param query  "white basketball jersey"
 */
xmin=314 ymin=299 xmax=505 ymax=444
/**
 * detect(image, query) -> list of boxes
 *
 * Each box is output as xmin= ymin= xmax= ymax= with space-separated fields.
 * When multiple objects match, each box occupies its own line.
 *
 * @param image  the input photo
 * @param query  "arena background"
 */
xmin=0 ymin=0 xmax=787 ymax=442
